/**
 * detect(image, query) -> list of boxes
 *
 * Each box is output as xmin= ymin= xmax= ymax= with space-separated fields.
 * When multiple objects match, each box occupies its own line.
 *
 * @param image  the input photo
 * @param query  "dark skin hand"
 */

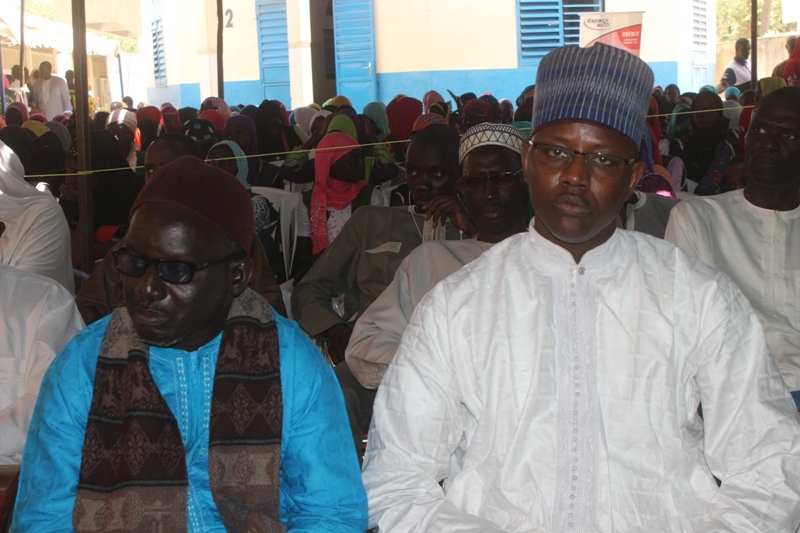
xmin=323 ymin=322 xmax=353 ymax=365
xmin=420 ymin=195 xmax=476 ymax=235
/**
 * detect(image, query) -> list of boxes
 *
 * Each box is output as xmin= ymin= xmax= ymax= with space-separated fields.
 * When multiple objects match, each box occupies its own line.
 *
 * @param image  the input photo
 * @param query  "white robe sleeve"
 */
xmin=694 ymin=274 xmax=800 ymax=532
xmin=361 ymin=285 xmax=505 ymax=532
xmin=345 ymin=259 xmax=413 ymax=390
xmin=664 ymin=201 xmax=700 ymax=256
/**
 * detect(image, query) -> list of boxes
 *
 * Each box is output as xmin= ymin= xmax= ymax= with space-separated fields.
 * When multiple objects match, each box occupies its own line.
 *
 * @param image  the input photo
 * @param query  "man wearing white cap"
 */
xmin=362 ymin=44 xmax=800 ymax=532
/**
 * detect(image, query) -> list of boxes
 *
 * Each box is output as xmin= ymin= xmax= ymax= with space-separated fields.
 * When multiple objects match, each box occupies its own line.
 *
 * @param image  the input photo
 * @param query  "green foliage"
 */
xmin=25 ymin=0 xmax=55 ymax=20
xmin=718 ymin=0 xmax=797 ymax=41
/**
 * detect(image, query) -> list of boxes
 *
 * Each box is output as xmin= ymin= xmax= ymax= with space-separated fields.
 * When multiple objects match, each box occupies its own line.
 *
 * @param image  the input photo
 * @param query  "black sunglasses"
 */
xmin=113 ymin=249 xmax=235 ymax=285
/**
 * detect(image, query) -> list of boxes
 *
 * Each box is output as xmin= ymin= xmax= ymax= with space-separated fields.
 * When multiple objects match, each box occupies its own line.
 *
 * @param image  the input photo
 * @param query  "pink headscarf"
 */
xmin=199 ymin=110 xmax=226 ymax=132
xmin=423 ymin=90 xmax=445 ymax=112
xmin=310 ymin=132 xmax=366 ymax=254
xmin=201 ymin=97 xmax=231 ymax=120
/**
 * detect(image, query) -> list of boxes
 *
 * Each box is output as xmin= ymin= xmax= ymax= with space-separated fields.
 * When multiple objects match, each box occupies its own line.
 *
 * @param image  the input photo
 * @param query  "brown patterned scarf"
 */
xmin=73 ymin=289 xmax=286 ymax=532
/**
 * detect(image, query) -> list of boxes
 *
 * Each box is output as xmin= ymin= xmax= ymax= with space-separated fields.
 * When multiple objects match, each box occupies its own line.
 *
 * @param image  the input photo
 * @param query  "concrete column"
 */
xmin=286 ymin=0 xmax=314 ymax=109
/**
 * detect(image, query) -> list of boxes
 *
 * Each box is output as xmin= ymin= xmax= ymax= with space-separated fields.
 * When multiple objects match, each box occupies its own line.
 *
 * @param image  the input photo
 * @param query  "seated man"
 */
xmin=362 ymin=44 xmax=800 ymax=532
xmin=667 ymin=86 xmax=800 ymax=409
xmin=14 ymin=157 xmax=367 ymax=531
xmin=292 ymin=124 xmax=470 ymax=363
xmin=0 ymin=264 xmax=83 ymax=464
xmin=76 ymin=134 xmax=286 ymax=324
xmin=341 ymin=123 xmax=529 ymax=453
xmin=0 ymin=140 xmax=74 ymax=293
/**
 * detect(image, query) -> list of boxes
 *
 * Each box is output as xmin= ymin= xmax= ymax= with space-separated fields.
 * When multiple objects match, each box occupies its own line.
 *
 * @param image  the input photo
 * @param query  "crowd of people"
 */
xmin=1 ymin=38 xmax=799 ymax=531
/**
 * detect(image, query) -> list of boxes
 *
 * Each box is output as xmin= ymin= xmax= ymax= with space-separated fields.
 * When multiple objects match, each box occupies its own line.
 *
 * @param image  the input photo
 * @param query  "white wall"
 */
xmin=374 ymin=0 xmax=518 ymax=73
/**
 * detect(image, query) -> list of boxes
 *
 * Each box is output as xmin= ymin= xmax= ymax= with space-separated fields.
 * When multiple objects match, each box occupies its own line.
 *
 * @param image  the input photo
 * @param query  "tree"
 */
xmin=717 ymin=0 xmax=797 ymax=42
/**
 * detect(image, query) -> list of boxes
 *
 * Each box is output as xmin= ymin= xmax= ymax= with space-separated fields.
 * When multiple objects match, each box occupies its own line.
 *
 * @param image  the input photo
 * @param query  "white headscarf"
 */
xmin=293 ymin=107 xmax=318 ymax=142
xmin=106 ymin=109 xmax=139 ymax=170
xmin=0 ymin=141 xmax=75 ymax=293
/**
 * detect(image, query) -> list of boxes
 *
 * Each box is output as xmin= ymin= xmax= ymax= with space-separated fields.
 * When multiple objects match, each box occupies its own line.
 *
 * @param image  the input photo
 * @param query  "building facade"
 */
xmin=141 ymin=0 xmax=716 ymax=111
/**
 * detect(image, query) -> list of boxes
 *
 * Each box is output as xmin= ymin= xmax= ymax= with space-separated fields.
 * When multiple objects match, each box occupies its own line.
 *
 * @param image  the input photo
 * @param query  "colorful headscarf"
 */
xmin=310 ymin=132 xmax=366 ymax=254
xmin=330 ymin=95 xmax=353 ymax=108
xmin=784 ymin=40 xmax=800 ymax=87
xmin=363 ymin=102 xmax=389 ymax=139
xmin=22 ymin=120 xmax=49 ymax=138
xmin=201 ymin=97 xmax=231 ymax=120
xmin=44 ymin=121 xmax=71 ymax=153
xmin=136 ymin=106 xmax=166 ymax=130
xmin=29 ymin=113 xmax=47 ymax=123
xmin=7 ymin=102 xmax=29 ymax=125
xmin=199 ymin=109 xmax=226 ymax=132
xmin=386 ymin=97 xmax=422 ymax=142
xmin=292 ymin=107 xmax=318 ymax=141
xmin=412 ymin=113 xmax=448 ymax=132
xmin=666 ymin=103 xmax=691 ymax=141
xmin=724 ymin=86 xmax=741 ymax=100
xmin=757 ymin=77 xmax=787 ymax=97
xmin=463 ymin=98 xmax=493 ymax=123
xmin=208 ymin=140 xmax=249 ymax=188
xmin=326 ymin=114 xmax=358 ymax=140
xmin=181 ymin=118 xmax=218 ymax=143
xmin=224 ymin=114 xmax=261 ymax=186
xmin=106 ymin=109 xmax=140 ymax=168
xmin=423 ymin=90 xmax=445 ymax=112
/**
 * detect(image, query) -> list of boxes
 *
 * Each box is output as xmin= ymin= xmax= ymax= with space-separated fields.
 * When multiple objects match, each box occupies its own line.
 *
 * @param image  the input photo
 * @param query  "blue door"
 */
xmin=333 ymin=0 xmax=377 ymax=109
xmin=256 ymin=0 xmax=291 ymax=104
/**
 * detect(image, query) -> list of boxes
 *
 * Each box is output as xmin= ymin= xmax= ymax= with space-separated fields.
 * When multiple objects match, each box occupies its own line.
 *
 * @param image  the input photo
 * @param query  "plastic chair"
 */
xmin=251 ymin=187 xmax=302 ymax=278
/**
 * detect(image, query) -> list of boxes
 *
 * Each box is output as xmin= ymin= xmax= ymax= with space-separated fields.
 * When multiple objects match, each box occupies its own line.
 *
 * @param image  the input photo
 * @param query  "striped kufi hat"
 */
xmin=458 ymin=123 xmax=528 ymax=164
xmin=532 ymin=44 xmax=654 ymax=146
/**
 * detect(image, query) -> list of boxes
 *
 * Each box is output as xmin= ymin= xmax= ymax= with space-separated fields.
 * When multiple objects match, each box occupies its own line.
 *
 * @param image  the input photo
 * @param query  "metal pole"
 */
xmin=216 ymin=0 xmax=224 ymax=98
xmin=72 ymin=0 xmax=94 ymax=274
xmin=117 ymin=52 xmax=124 ymax=100
xmin=19 ymin=0 xmax=25 ymax=81
xmin=0 ymin=39 xmax=6 ymax=115
xmin=751 ymin=0 xmax=758 ymax=89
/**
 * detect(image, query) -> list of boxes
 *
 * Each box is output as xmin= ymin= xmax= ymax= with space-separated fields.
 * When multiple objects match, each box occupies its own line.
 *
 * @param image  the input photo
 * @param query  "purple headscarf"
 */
xmin=224 ymin=114 xmax=261 ymax=186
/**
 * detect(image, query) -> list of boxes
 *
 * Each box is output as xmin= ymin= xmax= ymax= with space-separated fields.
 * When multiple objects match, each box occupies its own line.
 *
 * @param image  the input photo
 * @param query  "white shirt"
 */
xmin=0 ymin=142 xmax=74 ymax=294
xmin=346 ymin=239 xmax=492 ymax=389
xmin=33 ymin=76 xmax=71 ymax=120
xmin=0 ymin=264 xmax=84 ymax=464
xmin=363 ymin=224 xmax=800 ymax=532
xmin=666 ymin=190 xmax=800 ymax=392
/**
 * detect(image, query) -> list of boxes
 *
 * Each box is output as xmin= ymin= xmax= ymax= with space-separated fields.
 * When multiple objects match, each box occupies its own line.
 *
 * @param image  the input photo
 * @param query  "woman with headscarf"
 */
xmin=0 ymin=125 xmax=35 ymax=174
xmin=783 ymin=40 xmax=800 ymax=87
xmin=5 ymin=102 xmax=29 ymax=126
xmin=160 ymin=105 xmax=182 ymax=133
xmin=292 ymin=132 xmax=374 ymax=278
xmin=422 ymin=90 xmax=444 ymax=113
xmin=363 ymin=102 xmax=389 ymax=140
xmin=291 ymin=107 xmax=318 ymax=143
xmin=181 ymin=117 xmax=220 ymax=156
xmin=385 ymin=96 xmax=422 ymax=163
xmin=206 ymin=140 xmax=275 ymax=235
xmin=461 ymin=99 xmax=493 ymax=131
xmin=44 ymin=121 xmax=71 ymax=154
xmin=22 ymin=120 xmax=49 ymax=139
xmin=646 ymin=96 xmax=667 ymax=160
xmin=223 ymin=114 xmax=262 ymax=187
xmin=198 ymin=109 xmax=227 ymax=133
xmin=106 ymin=109 xmax=141 ymax=172
xmin=254 ymin=100 xmax=303 ymax=188
xmin=28 ymin=131 xmax=68 ymax=195
xmin=200 ymin=96 xmax=231 ymax=120
xmin=669 ymin=91 xmax=739 ymax=195
xmin=722 ymin=87 xmax=743 ymax=131
xmin=59 ymin=129 xmax=144 ymax=264
xmin=756 ymin=77 xmax=787 ymax=99
xmin=136 ymin=106 xmax=166 ymax=131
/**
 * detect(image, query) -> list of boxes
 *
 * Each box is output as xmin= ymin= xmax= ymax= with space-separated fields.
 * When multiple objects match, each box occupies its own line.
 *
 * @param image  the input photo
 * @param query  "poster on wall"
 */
xmin=579 ymin=12 xmax=643 ymax=57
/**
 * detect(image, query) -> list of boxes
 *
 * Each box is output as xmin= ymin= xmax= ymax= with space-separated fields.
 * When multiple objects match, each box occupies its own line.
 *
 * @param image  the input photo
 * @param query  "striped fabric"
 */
xmin=532 ymin=44 xmax=654 ymax=145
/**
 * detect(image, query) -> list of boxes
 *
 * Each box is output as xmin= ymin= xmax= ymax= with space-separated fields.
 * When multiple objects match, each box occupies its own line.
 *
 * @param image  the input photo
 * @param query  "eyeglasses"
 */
xmin=113 ymin=249 xmax=235 ymax=284
xmin=530 ymin=142 xmax=637 ymax=180
xmin=459 ymin=169 xmax=523 ymax=191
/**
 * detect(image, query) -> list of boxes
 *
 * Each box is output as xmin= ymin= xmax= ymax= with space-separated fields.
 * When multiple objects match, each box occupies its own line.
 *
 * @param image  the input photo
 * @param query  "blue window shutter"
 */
xmin=517 ymin=0 xmax=601 ymax=66
xmin=256 ymin=0 xmax=291 ymax=103
xmin=332 ymin=0 xmax=376 ymax=110
xmin=562 ymin=1 xmax=601 ymax=47
xmin=518 ymin=0 xmax=563 ymax=65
